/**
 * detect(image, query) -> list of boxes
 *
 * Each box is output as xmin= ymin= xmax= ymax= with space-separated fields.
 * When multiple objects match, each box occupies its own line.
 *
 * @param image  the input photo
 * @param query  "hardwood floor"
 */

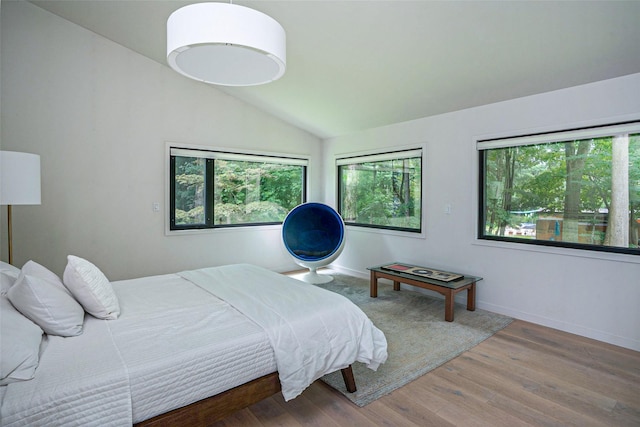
xmin=212 ymin=320 xmax=640 ymax=426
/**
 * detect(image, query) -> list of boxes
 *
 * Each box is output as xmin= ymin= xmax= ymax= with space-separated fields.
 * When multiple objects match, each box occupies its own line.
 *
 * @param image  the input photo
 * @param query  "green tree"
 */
xmin=483 ymin=132 xmax=640 ymax=250
xmin=174 ymin=157 xmax=206 ymax=224
xmin=563 ymin=139 xmax=592 ymax=243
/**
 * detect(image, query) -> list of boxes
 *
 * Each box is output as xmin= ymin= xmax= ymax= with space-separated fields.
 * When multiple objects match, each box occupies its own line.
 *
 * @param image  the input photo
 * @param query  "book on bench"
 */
xmin=381 ymin=263 xmax=463 ymax=282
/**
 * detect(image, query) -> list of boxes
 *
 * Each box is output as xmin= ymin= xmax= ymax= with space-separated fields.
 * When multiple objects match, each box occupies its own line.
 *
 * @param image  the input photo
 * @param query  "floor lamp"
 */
xmin=0 ymin=151 xmax=41 ymax=266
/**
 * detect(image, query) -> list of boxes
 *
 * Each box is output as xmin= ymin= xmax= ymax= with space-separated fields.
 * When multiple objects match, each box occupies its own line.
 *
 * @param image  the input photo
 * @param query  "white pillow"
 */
xmin=8 ymin=260 xmax=84 ymax=335
xmin=7 ymin=269 xmax=85 ymax=337
xmin=63 ymin=255 xmax=120 ymax=320
xmin=20 ymin=260 xmax=62 ymax=285
xmin=1 ymin=296 xmax=44 ymax=385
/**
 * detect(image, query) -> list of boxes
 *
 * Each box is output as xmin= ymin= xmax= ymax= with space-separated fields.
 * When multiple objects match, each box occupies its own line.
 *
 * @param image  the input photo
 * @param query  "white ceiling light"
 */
xmin=167 ymin=2 xmax=286 ymax=87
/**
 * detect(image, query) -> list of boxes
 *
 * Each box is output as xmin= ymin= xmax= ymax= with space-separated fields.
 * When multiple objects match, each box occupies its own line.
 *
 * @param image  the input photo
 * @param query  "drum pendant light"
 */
xmin=167 ymin=2 xmax=286 ymax=86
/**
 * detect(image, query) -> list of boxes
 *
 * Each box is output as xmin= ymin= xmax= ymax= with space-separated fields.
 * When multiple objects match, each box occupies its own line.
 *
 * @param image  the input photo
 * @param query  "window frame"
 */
xmin=336 ymin=145 xmax=425 ymax=236
xmin=166 ymin=143 xmax=309 ymax=234
xmin=476 ymin=121 xmax=640 ymax=256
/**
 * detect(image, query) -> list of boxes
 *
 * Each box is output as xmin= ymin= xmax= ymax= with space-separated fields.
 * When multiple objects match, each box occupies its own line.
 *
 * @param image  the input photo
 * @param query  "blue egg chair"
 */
xmin=282 ymin=202 xmax=346 ymax=284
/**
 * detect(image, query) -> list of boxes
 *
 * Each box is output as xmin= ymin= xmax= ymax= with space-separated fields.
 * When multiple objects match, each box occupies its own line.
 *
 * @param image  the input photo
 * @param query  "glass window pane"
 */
xmin=174 ymin=156 xmax=206 ymax=226
xmin=213 ymin=159 xmax=305 ymax=225
xmin=339 ymin=153 xmax=422 ymax=232
xmin=480 ymin=130 xmax=640 ymax=254
xmin=170 ymin=148 xmax=307 ymax=230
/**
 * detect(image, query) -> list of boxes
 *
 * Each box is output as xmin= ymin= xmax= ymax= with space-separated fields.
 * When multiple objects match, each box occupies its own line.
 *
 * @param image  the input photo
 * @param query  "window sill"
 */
xmin=472 ymin=238 xmax=640 ymax=264
xmin=346 ymin=224 xmax=426 ymax=240
xmin=165 ymin=224 xmax=282 ymax=236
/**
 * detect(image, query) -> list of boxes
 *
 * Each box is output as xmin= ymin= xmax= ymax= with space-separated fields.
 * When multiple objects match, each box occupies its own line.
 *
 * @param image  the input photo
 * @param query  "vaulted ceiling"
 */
xmin=27 ymin=0 xmax=640 ymax=139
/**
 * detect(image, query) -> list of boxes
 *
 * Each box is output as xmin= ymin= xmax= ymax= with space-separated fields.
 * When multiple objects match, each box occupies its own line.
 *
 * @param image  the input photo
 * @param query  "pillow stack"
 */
xmin=1 ymin=256 xmax=120 ymax=386
xmin=1 ymin=261 xmax=44 ymax=385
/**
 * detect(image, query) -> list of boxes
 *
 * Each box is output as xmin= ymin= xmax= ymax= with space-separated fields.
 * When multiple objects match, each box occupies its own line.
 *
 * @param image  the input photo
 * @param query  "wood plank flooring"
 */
xmin=212 ymin=320 xmax=640 ymax=426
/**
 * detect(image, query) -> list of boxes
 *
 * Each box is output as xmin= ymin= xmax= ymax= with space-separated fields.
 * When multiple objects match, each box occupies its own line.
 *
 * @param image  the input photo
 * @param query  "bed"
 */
xmin=1 ymin=260 xmax=387 ymax=426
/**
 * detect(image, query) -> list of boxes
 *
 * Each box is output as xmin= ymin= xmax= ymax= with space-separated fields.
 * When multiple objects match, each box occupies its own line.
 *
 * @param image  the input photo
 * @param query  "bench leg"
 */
xmin=444 ymin=290 xmax=455 ymax=322
xmin=370 ymin=270 xmax=378 ymax=297
xmin=341 ymin=365 xmax=357 ymax=393
xmin=467 ymin=282 xmax=476 ymax=311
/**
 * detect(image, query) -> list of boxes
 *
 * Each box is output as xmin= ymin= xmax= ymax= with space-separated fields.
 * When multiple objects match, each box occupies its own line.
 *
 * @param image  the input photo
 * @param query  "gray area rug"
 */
xmin=316 ymin=273 xmax=513 ymax=406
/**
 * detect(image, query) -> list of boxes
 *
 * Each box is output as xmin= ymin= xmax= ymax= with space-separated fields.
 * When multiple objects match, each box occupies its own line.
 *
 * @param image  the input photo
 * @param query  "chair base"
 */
xmin=299 ymin=269 xmax=334 ymax=284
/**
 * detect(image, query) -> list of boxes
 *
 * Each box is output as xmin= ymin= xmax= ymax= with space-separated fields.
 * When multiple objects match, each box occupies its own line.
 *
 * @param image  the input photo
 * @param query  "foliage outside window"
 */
xmin=170 ymin=147 xmax=307 ymax=230
xmin=478 ymin=122 xmax=640 ymax=255
xmin=337 ymin=149 xmax=422 ymax=233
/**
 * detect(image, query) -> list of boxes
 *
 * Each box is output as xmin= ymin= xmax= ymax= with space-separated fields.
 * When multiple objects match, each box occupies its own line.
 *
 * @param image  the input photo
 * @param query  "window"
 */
xmin=337 ymin=148 xmax=423 ymax=233
xmin=170 ymin=147 xmax=307 ymax=230
xmin=478 ymin=122 xmax=640 ymax=255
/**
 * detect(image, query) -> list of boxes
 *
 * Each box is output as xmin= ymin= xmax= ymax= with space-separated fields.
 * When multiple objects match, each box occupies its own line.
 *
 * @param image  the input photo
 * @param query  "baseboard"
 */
xmin=477 ymin=301 xmax=640 ymax=352
xmin=328 ymin=265 xmax=367 ymax=279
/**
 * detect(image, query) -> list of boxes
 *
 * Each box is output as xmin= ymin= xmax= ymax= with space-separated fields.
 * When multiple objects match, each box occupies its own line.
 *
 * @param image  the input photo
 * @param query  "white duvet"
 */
xmin=180 ymin=264 xmax=388 ymax=401
xmin=1 ymin=264 xmax=387 ymax=425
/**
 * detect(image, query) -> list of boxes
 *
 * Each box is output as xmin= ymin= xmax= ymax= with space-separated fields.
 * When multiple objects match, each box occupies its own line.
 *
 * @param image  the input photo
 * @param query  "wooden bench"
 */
xmin=368 ymin=264 xmax=482 ymax=322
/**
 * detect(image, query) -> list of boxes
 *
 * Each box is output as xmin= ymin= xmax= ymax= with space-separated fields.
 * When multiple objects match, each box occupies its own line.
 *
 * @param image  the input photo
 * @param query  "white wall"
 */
xmin=0 ymin=1 xmax=322 ymax=279
xmin=2 ymin=2 xmax=639 ymax=351
xmin=325 ymin=73 xmax=640 ymax=351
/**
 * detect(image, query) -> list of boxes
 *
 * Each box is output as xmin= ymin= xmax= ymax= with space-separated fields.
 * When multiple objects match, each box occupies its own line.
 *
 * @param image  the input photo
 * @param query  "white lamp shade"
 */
xmin=167 ymin=2 xmax=286 ymax=86
xmin=0 ymin=151 xmax=41 ymax=205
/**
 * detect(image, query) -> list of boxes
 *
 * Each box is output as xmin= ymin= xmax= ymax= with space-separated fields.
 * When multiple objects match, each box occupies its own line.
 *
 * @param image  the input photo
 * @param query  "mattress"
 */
xmin=1 ymin=264 xmax=387 ymax=426
xmin=1 ymin=272 xmax=277 ymax=426
xmin=109 ymin=272 xmax=277 ymax=423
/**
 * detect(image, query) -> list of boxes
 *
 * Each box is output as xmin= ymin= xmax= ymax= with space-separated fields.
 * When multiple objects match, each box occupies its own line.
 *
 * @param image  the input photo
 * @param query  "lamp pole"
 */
xmin=7 ymin=205 xmax=13 ymax=265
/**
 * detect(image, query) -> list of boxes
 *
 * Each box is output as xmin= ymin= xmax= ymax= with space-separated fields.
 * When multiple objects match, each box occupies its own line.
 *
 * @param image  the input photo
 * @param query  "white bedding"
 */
xmin=1 ymin=315 xmax=133 ymax=426
xmin=109 ymin=272 xmax=276 ymax=423
xmin=1 ymin=264 xmax=387 ymax=425
xmin=180 ymin=264 xmax=388 ymax=401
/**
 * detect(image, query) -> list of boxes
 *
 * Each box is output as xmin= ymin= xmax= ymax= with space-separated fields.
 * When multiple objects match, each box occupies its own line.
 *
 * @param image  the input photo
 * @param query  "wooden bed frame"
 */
xmin=135 ymin=366 xmax=356 ymax=426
